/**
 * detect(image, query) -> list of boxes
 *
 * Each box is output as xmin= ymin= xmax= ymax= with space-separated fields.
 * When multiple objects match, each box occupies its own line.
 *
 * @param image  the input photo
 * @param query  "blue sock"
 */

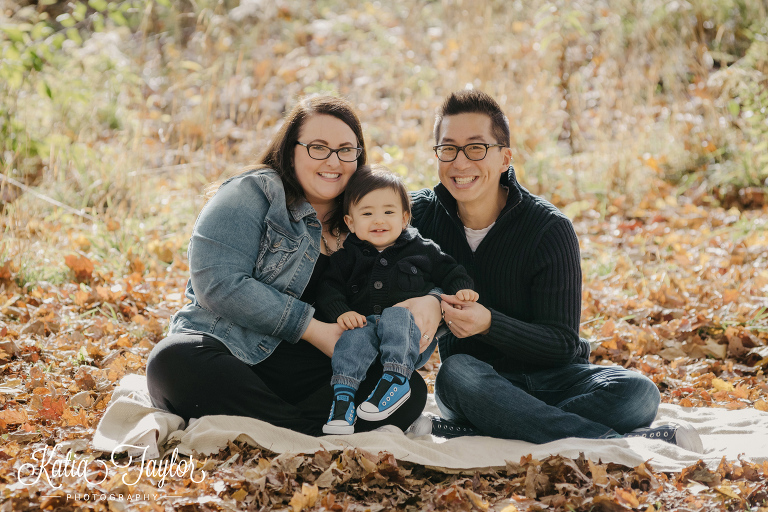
xmin=382 ymin=371 xmax=407 ymax=385
xmin=333 ymin=384 xmax=356 ymax=398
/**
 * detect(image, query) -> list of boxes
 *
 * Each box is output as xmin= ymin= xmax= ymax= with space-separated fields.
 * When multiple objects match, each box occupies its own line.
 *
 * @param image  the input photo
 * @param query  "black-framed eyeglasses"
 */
xmin=296 ymin=142 xmax=362 ymax=162
xmin=433 ymin=143 xmax=506 ymax=162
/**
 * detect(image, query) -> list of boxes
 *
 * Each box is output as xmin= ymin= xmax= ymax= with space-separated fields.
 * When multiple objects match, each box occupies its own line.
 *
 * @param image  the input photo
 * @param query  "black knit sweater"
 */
xmin=410 ymin=166 xmax=590 ymax=372
xmin=317 ymin=227 xmax=474 ymax=321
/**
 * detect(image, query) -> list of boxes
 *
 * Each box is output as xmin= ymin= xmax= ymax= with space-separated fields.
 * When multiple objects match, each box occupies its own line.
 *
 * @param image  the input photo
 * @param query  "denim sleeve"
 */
xmin=480 ymin=218 xmax=583 ymax=365
xmin=188 ymin=178 xmax=313 ymax=344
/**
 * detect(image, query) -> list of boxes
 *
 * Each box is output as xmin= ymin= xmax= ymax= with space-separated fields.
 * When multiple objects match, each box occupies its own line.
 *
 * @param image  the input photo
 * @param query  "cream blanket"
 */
xmin=93 ymin=374 xmax=768 ymax=473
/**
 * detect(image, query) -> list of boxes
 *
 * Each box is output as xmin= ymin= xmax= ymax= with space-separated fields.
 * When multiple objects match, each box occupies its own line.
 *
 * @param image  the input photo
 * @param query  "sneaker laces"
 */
xmin=431 ymin=417 xmax=480 ymax=438
xmin=367 ymin=374 xmax=405 ymax=405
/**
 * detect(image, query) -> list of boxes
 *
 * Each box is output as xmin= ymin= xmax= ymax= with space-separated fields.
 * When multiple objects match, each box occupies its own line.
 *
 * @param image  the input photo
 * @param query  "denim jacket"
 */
xmin=168 ymin=168 xmax=322 ymax=365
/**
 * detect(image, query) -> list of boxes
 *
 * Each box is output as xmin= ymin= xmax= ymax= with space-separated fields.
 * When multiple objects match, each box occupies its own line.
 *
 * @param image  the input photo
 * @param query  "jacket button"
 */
xmin=373 ymin=305 xmax=382 ymax=314
xmin=351 ymin=285 xmax=359 ymax=293
xmin=380 ymin=258 xmax=388 ymax=266
xmin=374 ymin=281 xmax=383 ymax=289
xmin=273 ymin=241 xmax=281 ymax=248
xmin=411 ymin=266 xmax=417 ymax=274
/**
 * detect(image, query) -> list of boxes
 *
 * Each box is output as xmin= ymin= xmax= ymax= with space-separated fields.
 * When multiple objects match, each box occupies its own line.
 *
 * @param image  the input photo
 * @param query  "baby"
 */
xmin=318 ymin=165 xmax=478 ymax=434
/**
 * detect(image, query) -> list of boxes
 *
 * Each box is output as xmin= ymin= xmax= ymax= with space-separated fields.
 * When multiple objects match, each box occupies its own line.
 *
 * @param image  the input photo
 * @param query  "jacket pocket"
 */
xmin=396 ymin=260 xmax=425 ymax=291
xmin=256 ymin=221 xmax=301 ymax=284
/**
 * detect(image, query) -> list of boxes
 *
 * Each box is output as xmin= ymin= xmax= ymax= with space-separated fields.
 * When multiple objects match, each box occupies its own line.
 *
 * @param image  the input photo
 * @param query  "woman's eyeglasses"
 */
xmin=296 ymin=142 xmax=362 ymax=162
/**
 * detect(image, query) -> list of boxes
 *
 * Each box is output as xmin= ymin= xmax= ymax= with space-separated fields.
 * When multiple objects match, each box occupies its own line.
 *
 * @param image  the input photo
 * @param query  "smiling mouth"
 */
xmin=370 ymin=229 xmax=388 ymax=233
xmin=319 ymin=172 xmax=341 ymax=179
xmin=453 ymin=176 xmax=478 ymax=185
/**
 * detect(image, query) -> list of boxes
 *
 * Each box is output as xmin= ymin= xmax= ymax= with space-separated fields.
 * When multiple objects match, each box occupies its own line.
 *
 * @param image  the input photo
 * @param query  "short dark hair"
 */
xmin=343 ymin=165 xmax=411 ymax=219
xmin=259 ymin=95 xmax=366 ymax=233
xmin=434 ymin=90 xmax=510 ymax=147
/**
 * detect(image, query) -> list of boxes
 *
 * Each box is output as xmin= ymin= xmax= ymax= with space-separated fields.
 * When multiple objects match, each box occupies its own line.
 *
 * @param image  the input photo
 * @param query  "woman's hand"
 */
xmin=441 ymin=294 xmax=492 ymax=338
xmin=392 ymin=295 xmax=442 ymax=353
xmin=301 ymin=318 xmax=344 ymax=358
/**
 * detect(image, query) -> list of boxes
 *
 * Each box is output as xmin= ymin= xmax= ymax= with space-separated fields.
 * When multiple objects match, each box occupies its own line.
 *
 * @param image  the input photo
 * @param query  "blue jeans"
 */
xmin=331 ymin=307 xmax=421 ymax=388
xmin=435 ymin=354 xmax=660 ymax=443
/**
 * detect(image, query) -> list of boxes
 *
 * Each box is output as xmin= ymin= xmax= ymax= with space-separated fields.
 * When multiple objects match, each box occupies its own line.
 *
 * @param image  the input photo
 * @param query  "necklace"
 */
xmin=321 ymin=229 xmax=342 ymax=255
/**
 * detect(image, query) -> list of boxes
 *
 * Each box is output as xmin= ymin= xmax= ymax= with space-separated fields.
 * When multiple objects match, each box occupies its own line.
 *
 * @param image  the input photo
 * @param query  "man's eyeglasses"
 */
xmin=433 ymin=143 xmax=506 ymax=162
xmin=296 ymin=142 xmax=362 ymax=162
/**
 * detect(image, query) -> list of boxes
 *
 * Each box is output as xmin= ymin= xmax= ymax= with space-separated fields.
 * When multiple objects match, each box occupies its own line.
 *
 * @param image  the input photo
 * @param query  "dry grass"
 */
xmin=0 ymin=1 xmax=766 ymax=323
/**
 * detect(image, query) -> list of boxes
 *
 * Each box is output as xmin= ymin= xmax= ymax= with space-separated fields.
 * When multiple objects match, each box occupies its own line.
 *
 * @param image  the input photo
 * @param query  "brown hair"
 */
xmin=213 ymin=95 xmax=366 ymax=234
xmin=434 ymin=90 xmax=510 ymax=147
xmin=343 ymin=165 xmax=411 ymax=219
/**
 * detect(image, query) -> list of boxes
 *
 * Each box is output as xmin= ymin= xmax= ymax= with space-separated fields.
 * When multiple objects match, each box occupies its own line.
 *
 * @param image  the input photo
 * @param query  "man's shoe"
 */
xmin=405 ymin=413 xmax=435 ymax=437
xmin=357 ymin=374 xmax=411 ymax=421
xmin=323 ymin=394 xmax=356 ymax=435
xmin=405 ymin=414 xmax=480 ymax=439
xmin=623 ymin=420 xmax=703 ymax=453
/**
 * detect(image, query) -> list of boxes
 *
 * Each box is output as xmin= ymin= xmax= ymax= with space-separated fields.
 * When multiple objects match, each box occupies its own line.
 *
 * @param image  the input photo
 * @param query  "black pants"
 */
xmin=146 ymin=333 xmax=427 ymax=436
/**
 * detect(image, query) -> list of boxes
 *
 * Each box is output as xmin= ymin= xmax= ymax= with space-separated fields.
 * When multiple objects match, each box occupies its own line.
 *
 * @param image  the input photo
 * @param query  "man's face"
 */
xmin=436 ymin=113 xmax=511 ymax=208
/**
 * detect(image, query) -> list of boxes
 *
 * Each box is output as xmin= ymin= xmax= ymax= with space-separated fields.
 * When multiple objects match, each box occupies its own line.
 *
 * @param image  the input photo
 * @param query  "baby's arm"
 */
xmin=337 ymin=311 xmax=368 ymax=330
xmin=455 ymin=289 xmax=479 ymax=302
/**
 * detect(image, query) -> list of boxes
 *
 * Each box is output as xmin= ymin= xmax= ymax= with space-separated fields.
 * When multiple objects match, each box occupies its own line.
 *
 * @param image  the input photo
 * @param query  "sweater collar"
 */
xmin=433 ymin=165 xmax=524 ymax=225
xmin=345 ymin=226 xmax=418 ymax=252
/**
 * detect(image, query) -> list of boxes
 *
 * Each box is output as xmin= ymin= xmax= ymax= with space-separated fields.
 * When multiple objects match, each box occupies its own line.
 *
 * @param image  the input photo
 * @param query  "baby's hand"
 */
xmin=455 ymin=289 xmax=479 ymax=302
xmin=337 ymin=311 xmax=367 ymax=330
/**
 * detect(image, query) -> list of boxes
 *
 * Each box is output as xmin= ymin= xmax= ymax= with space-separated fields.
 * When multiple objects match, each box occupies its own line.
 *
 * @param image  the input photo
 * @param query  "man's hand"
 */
xmin=337 ymin=311 xmax=367 ymax=330
xmin=391 ymin=296 xmax=442 ymax=353
xmin=441 ymin=293 xmax=492 ymax=338
xmin=455 ymin=289 xmax=479 ymax=302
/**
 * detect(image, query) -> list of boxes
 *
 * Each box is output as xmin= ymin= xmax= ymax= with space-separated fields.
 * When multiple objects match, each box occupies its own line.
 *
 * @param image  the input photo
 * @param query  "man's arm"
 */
xmin=445 ymin=218 xmax=584 ymax=366
xmin=423 ymin=239 xmax=474 ymax=296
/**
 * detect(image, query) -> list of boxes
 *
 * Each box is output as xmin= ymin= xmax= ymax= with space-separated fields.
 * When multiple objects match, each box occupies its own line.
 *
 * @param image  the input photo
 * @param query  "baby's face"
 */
xmin=344 ymin=188 xmax=409 ymax=251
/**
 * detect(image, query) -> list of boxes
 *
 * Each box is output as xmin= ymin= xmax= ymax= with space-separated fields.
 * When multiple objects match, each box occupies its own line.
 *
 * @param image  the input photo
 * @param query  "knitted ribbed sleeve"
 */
xmin=410 ymin=167 xmax=590 ymax=372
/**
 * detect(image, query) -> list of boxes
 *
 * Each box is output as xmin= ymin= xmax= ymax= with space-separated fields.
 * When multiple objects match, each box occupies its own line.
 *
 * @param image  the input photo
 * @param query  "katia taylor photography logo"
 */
xmin=17 ymin=443 xmax=206 ymax=491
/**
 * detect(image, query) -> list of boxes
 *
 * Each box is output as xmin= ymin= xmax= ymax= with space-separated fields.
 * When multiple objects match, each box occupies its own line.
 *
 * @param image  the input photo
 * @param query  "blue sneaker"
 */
xmin=357 ymin=373 xmax=411 ymax=421
xmin=323 ymin=394 xmax=356 ymax=435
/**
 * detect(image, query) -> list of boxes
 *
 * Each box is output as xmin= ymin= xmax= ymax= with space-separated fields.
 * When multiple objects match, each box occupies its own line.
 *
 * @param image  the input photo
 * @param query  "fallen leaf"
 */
xmin=0 ymin=408 xmax=28 ymax=424
xmin=65 ymin=255 xmax=95 ymax=282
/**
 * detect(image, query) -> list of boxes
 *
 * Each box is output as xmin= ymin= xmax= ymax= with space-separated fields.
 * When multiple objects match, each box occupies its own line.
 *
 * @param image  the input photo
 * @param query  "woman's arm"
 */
xmin=189 ymin=176 xmax=314 ymax=344
xmin=301 ymin=318 xmax=344 ymax=357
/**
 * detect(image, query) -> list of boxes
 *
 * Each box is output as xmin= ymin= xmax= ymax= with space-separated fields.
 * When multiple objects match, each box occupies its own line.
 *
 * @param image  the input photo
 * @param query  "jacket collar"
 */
xmin=433 ymin=165 xmax=523 ymax=226
xmin=345 ymin=227 xmax=418 ymax=252
xmin=288 ymin=200 xmax=321 ymax=222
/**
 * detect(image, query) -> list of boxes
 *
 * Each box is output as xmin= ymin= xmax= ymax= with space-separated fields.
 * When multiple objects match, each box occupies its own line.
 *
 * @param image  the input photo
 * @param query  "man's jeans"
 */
xmin=435 ymin=354 xmax=661 ymax=443
xmin=331 ymin=307 xmax=420 ymax=388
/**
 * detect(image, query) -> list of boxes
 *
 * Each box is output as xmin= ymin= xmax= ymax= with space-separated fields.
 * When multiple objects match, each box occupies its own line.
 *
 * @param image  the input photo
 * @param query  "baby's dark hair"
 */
xmin=343 ymin=165 xmax=411 ymax=217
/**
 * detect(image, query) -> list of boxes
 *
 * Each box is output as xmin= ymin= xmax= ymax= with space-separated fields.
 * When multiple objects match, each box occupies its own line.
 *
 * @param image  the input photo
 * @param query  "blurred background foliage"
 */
xmin=1 ymin=0 xmax=767 ymax=277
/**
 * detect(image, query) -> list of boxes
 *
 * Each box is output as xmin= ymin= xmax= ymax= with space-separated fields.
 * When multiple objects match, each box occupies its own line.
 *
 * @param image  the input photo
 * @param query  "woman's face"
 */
xmin=293 ymin=114 xmax=359 ymax=208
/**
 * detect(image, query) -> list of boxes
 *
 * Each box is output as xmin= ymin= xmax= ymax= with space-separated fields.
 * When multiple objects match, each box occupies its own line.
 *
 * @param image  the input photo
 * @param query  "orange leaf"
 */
xmin=65 ymin=255 xmax=94 ymax=282
xmin=0 ymin=261 xmax=12 ymax=281
xmin=40 ymin=396 xmax=66 ymax=421
xmin=615 ymin=488 xmax=640 ymax=508
xmin=0 ymin=408 xmax=28 ymax=424
xmin=62 ymin=407 xmax=88 ymax=427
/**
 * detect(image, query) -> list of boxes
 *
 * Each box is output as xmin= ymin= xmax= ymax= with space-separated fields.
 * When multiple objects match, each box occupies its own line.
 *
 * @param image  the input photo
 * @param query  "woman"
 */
xmin=146 ymin=96 xmax=429 ymax=436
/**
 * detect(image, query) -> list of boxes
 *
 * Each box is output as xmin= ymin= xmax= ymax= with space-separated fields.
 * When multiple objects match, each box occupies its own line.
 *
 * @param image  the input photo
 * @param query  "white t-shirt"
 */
xmin=464 ymin=222 xmax=495 ymax=252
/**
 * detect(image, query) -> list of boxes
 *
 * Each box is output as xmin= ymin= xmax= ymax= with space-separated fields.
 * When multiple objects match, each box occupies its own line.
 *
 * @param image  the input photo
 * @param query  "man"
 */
xmin=405 ymin=90 xmax=701 ymax=451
